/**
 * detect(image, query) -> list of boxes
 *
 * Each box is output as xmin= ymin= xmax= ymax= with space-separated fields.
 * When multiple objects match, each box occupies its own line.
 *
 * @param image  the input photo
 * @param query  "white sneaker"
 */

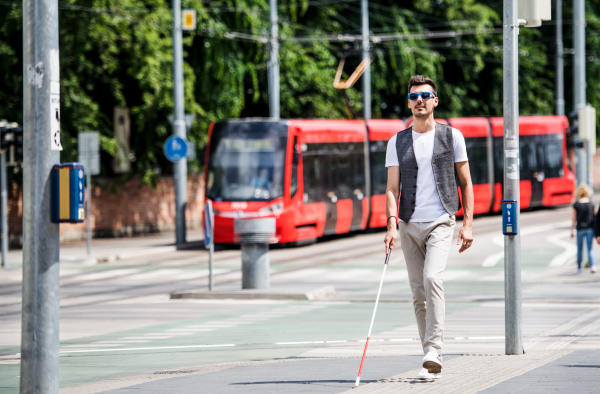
xmin=416 ymin=368 xmax=441 ymax=380
xmin=422 ymin=352 xmax=442 ymax=374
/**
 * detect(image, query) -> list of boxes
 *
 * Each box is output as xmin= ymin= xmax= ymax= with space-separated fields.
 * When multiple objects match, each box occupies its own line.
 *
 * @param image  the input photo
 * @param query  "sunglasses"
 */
xmin=407 ymin=92 xmax=436 ymax=101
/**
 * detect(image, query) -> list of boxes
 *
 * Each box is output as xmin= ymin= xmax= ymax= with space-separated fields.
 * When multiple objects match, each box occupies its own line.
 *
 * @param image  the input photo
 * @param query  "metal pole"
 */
xmin=573 ymin=0 xmax=586 ymax=112
xmin=172 ymin=0 xmax=187 ymax=245
xmin=86 ymin=139 xmax=91 ymax=256
xmin=21 ymin=0 xmax=62 ymax=390
xmin=555 ymin=0 xmax=564 ymax=116
xmin=1 ymin=150 xmax=7 ymax=268
xmin=268 ymin=0 xmax=280 ymax=119
xmin=209 ymin=241 xmax=213 ymax=291
xmin=503 ymin=0 xmax=523 ymax=356
xmin=361 ymin=0 xmax=371 ymax=119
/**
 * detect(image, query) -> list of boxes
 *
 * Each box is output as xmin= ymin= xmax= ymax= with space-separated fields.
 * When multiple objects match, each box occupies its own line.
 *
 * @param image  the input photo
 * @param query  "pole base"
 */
xmin=241 ymin=243 xmax=270 ymax=289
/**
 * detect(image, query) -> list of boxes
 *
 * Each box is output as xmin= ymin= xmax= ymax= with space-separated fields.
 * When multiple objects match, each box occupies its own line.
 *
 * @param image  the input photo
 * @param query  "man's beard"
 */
xmin=412 ymin=106 xmax=433 ymax=119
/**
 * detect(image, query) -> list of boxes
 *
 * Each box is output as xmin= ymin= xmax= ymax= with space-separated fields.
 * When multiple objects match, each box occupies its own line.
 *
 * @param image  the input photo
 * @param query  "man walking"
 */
xmin=384 ymin=75 xmax=474 ymax=379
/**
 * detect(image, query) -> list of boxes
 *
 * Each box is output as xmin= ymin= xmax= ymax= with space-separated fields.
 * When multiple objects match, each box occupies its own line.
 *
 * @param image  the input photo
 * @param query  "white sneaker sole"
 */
xmin=416 ymin=373 xmax=441 ymax=380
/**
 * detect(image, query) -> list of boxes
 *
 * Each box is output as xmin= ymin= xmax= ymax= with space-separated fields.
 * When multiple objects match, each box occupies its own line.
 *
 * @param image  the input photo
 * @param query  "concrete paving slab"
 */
xmin=96 ymin=355 xmax=458 ymax=394
xmin=478 ymin=350 xmax=600 ymax=394
xmin=345 ymin=350 xmax=572 ymax=394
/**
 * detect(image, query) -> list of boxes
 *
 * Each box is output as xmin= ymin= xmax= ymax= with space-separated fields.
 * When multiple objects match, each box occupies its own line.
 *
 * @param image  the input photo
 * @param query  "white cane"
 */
xmin=354 ymin=249 xmax=391 ymax=387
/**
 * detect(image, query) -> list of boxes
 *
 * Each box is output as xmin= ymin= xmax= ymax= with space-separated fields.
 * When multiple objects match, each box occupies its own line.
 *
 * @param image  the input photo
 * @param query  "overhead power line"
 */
xmin=221 ymin=27 xmax=502 ymax=43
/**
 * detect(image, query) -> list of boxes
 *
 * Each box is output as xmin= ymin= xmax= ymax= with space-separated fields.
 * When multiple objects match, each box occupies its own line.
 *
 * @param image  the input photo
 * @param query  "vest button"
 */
xmin=415 ymin=166 xmax=418 ymax=170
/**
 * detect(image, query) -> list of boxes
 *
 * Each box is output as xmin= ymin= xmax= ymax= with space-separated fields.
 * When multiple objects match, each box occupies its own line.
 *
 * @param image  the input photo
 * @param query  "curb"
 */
xmin=170 ymin=285 xmax=337 ymax=301
xmin=89 ymin=240 xmax=206 ymax=264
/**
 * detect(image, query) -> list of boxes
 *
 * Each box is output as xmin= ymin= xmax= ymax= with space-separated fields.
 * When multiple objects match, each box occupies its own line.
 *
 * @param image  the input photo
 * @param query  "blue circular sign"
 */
xmin=164 ymin=135 xmax=188 ymax=163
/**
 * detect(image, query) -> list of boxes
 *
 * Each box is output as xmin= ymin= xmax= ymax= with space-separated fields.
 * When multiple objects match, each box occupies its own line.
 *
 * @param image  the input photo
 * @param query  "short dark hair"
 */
xmin=408 ymin=75 xmax=437 ymax=96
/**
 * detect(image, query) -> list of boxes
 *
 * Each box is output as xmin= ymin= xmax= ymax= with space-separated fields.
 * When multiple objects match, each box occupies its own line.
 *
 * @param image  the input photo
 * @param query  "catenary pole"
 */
xmin=573 ymin=0 xmax=585 ymax=112
xmin=555 ymin=0 xmax=564 ymax=116
xmin=172 ymin=0 xmax=187 ymax=245
xmin=268 ymin=0 xmax=280 ymax=119
xmin=1 ymin=149 xmax=7 ymax=268
xmin=86 ymin=138 xmax=92 ymax=255
xmin=503 ymin=0 xmax=523 ymax=356
xmin=21 ymin=0 xmax=62 ymax=391
xmin=361 ymin=0 xmax=371 ymax=119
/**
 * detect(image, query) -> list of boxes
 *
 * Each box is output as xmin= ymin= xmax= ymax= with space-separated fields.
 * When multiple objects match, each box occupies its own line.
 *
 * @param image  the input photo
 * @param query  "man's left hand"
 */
xmin=457 ymin=226 xmax=473 ymax=253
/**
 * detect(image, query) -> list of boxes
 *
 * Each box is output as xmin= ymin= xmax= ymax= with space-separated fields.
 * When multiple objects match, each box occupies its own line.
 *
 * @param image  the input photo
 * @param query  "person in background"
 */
xmin=571 ymin=184 xmax=596 ymax=274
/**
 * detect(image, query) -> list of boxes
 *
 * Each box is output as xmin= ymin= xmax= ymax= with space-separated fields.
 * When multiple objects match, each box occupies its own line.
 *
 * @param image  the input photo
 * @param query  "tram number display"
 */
xmin=221 ymin=138 xmax=276 ymax=151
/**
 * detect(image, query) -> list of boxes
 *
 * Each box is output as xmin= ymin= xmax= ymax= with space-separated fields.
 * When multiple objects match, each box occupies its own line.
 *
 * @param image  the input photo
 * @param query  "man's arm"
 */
xmin=455 ymin=161 xmax=474 ymax=253
xmin=384 ymin=166 xmax=400 ymax=255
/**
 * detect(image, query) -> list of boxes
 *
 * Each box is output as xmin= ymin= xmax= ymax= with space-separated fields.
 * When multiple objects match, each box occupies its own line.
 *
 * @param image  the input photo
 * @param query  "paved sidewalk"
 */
xmin=91 ymin=350 xmax=600 ymax=394
xmin=1 ymin=229 xmax=204 ymax=268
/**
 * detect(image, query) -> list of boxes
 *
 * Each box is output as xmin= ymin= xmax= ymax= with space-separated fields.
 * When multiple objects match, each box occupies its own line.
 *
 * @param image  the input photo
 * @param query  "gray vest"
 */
xmin=395 ymin=123 xmax=461 ymax=223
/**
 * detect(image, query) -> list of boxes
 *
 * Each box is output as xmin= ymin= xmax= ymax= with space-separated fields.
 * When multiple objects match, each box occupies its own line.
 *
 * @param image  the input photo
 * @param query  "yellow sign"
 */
xmin=182 ymin=9 xmax=196 ymax=31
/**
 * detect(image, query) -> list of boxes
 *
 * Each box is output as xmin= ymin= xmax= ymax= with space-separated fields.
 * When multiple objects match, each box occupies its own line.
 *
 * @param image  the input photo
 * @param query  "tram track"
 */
xmin=0 ymin=237 xmax=393 ymax=315
xmin=0 ymin=207 xmax=572 ymax=316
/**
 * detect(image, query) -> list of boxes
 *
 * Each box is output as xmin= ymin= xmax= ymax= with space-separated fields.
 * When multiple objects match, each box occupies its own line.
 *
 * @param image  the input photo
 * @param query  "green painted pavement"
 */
xmin=0 ymin=301 xmax=475 ymax=392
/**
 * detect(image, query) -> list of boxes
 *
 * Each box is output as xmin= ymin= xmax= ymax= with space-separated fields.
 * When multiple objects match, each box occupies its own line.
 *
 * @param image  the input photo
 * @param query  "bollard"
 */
xmin=235 ymin=218 xmax=275 ymax=289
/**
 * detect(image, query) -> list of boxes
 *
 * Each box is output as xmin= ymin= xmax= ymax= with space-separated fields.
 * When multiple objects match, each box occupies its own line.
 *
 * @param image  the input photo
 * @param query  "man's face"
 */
xmin=408 ymin=84 xmax=438 ymax=119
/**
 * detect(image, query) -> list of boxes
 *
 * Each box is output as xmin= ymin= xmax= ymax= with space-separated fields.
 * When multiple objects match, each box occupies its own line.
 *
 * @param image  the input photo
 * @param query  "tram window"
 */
xmin=494 ymin=137 xmax=504 ymax=183
xmin=545 ymin=142 xmax=562 ymax=178
xmin=536 ymin=144 xmax=546 ymax=175
xmin=520 ymin=142 xmax=537 ymax=176
xmin=352 ymin=152 xmax=365 ymax=192
xmin=303 ymin=155 xmax=323 ymax=203
xmin=370 ymin=142 xmax=388 ymax=196
xmin=465 ymin=138 xmax=488 ymax=185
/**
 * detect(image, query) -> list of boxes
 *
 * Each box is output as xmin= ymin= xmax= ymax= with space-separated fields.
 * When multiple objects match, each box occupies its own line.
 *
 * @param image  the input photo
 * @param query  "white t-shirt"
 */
xmin=385 ymin=127 xmax=468 ymax=222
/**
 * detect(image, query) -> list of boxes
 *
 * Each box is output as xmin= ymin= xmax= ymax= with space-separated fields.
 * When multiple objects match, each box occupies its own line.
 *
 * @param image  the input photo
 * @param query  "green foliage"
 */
xmin=1 ymin=0 xmax=599 ymax=184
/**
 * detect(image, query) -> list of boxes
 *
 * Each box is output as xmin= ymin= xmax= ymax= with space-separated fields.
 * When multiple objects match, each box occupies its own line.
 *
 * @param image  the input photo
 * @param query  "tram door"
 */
xmin=324 ymin=153 xmax=337 ymax=235
xmin=530 ymin=143 xmax=545 ymax=207
xmin=350 ymin=147 xmax=365 ymax=231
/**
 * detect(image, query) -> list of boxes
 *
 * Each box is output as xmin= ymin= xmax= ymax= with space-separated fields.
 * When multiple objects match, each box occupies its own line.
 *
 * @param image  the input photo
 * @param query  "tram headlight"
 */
xmin=258 ymin=202 xmax=284 ymax=216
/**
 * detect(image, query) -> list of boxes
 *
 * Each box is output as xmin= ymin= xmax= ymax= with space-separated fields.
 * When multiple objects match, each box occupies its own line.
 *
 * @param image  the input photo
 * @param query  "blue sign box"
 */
xmin=502 ymin=199 xmax=518 ymax=235
xmin=164 ymin=135 xmax=188 ymax=163
xmin=51 ymin=163 xmax=85 ymax=223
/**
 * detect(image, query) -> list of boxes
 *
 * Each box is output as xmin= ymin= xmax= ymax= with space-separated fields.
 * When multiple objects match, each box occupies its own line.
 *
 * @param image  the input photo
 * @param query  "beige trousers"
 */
xmin=399 ymin=214 xmax=456 ymax=356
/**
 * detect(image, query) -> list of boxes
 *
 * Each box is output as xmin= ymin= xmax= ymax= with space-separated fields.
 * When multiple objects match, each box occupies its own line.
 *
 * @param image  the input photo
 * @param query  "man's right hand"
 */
xmin=384 ymin=226 xmax=398 ymax=255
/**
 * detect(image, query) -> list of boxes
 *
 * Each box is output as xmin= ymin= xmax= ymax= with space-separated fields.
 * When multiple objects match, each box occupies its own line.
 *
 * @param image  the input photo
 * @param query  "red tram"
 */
xmin=203 ymin=116 xmax=575 ymax=244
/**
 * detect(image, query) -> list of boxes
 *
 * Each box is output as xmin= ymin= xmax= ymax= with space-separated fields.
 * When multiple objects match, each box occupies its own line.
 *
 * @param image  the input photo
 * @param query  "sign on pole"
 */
xmin=182 ymin=9 xmax=196 ymax=30
xmin=204 ymin=200 xmax=214 ymax=290
xmin=164 ymin=135 xmax=188 ymax=163
xmin=78 ymin=131 xmax=100 ymax=256
xmin=78 ymin=132 xmax=100 ymax=175
xmin=204 ymin=201 xmax=214 ymax=249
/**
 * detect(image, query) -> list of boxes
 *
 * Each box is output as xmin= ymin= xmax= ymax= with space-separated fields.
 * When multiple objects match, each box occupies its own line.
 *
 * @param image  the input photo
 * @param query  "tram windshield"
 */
xmin=206 ymin=121 xmax=287 ymax=202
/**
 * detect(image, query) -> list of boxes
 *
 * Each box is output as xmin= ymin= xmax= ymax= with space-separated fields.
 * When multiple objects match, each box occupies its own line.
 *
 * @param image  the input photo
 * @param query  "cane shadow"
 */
xmin=231 ymin=379 xmax=377 ymax=386
xmin=231 ymin=378 xmax=436 ymax=386
xmin=563 ymin=365 xmax=600 ymax=368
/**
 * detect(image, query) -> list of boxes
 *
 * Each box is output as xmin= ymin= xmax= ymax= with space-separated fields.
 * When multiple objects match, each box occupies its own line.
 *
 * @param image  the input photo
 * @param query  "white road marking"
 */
xmin=65 ymin=269 xmax=138 ymax=282
xmin=482 ymin=221 xmax=572 ymax=267
xmin=94 ymin=340 xmax=150 ymax=344
xmin=186 ymin=325 xmax=229 ymax=329
xmin=59 ymin=344 xmax=236 ymax=354
xmin=547 ymin=232 xmax=577 ymax=267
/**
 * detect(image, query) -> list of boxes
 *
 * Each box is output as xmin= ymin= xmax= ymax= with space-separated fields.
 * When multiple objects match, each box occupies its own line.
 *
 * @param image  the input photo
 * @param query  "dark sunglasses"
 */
xmin=407 ymin=92 xmax=436 ymax=101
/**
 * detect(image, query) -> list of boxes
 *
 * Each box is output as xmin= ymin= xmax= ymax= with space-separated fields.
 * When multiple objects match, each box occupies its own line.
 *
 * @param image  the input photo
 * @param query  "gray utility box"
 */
xmin=234 ymin=218 xmax=276 ymax=289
